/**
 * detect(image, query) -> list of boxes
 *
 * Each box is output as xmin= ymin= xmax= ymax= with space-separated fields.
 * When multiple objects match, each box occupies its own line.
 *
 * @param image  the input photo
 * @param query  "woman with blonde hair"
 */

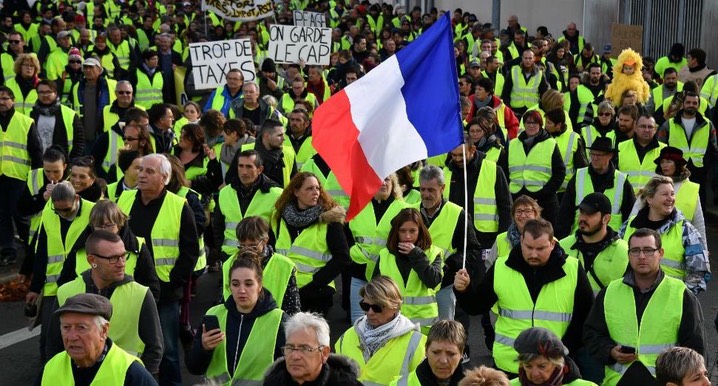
xmin=459 ymin=366 xmax=510 ymax=386
xmin=619 ymin=175 xmax=709 ymax=294
xmin=336 ymin=276 xmax=426 ymax=386
xmin=272 ymin=171 xmax=351 ymax=315
xmin=7 ymin=53 xmax=40 ymax=115
xmin=347 ymin=173 xmax=412 ymax=322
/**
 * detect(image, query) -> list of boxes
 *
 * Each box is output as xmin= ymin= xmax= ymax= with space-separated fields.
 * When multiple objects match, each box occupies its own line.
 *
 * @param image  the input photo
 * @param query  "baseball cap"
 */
xmin=577 ymin=192 xmax=611 ymax=215
xmin=57 ymin=31 xmax=72 ymax=39
xmin=469 ymin=60 xmax=481 ymax=68
xmin=603 ymin=43 xmax=612 ymax=54
xmin=514 ymin=327 xmax=568 ymax=358
xmin=55 ymin=293 xmax=112 ymax=320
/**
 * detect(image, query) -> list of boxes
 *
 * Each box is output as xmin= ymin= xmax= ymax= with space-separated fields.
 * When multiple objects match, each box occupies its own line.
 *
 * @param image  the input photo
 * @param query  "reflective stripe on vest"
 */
xmin=109 ymin=40 xmax=131 ymax=69
xmin=667 ymin=119 xmax=709 ymax=167
xmin=378 ymin=246 xmax=442 ymax=330
xmin=134 ymin=70 xmax=164 ymax=109
xmin=426 ymin=201 xmax=462 ymax=259
xmin=509 ymin=66 xmax=541 ymax=108
xmin=674 ymin=181 xmax=699 ymax=222
xmin=274 ymin=219 xmax=333 ymax=288
xmin=222 ymin=252 xmax=295 ymax=308
xmin=5 ymin=78 xmax=38 ymax=115
xmin=42 ymin=340 xmax=140 ymax=386
xmin=559 ymin=235 xmax=629 ymax=295
xmin=554 ymin=130 xmax=579 ymax=190
xmin=205 ymin=305 xmax=283 ymax=385
xmin=337 ymin=327 xmax=425 ymax=386
xmin=218 ymin=184 xmax=281 ymax=256
xmin=40 ymin=199 xmax=95 ymax=296
xmin=117 ymin=190 xmax=184 ymax=282
xmin=0 ymin=112 xmax=35 ymax=180
xmin=26 ymin=168 xmax=45 ymax=244
xmin=57 ymin=278 xmax=149 ymax=357
xmin=617 ymin=141 xmax=665 ymax=192
xmin=508 ymin=137 xmax=557 ymax=193
xmin=102 ymin=130 xmax=124 ymax=172
xmin=492 ymin=256 xmax=579 ymax=373
xmin=581 ymin=126 xmax=616 ymax=158
xmin=602 ymin=276 xmax=684 ymax=386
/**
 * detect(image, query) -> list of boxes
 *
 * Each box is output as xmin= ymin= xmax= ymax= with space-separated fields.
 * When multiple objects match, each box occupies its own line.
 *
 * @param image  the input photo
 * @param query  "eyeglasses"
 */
xmin=281 ymin=345 xmax=324 ymax=356
xmin=69 ymin=60 xmax=82 ymax=64
xmin=524 ymin=121 xmax=539 ymax=126
xmin=8 ymin=40 xmax=20 ymax=44
xmin=116 ymin=90 xmax=132 ymax=95
xmin=515 ymin=209 xmax=535 ymax=216
xmin=51 ymin=201 xmax=75 ymax=215
xmin=598 ymin=112 xmax=612 ymax=117
xmin=628 ymin=247 xmax=659 ymax=257
xmin=359 ymin=301 xmax=383 ymax=313
xmin=21 ymin=64 xmax=35 ymax=69
xmin=90 ymin=251 xmax=129 ymax=264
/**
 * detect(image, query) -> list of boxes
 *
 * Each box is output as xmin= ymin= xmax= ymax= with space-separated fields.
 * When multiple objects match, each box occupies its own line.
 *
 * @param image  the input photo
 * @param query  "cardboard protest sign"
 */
xmin=268 ymin=25 xmax=332 ymax=66
xmin=188 ymin=39 xmax=256 ymax=90
xmin=202 ymin=0 xmax=274 ymax=22
xmin=294 ymin=10 xmax=326 ymax=27
xmin=611 ymin=23 xmax=643 ymax=56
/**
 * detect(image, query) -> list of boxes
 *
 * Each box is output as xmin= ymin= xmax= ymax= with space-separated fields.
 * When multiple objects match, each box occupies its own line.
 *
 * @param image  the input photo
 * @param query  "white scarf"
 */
xmin=354 ymin=312 xmax=418 ymax=362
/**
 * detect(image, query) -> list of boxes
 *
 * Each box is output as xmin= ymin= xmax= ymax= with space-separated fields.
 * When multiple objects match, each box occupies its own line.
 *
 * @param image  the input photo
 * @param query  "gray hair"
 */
xmin=116 ymin=80 xmax=133 ymax=90
xmin=518 ymin=352 xmax=565 ymax=368
xmin=656 ymin=347 xmax=706 ymax=385
xmin=51 ymin=181 xmax=76 ymax=203
xmin=598 ymin=100 xmax=615 ymax=114
xmin=94 ymin=315 xmax=109 ymax=330
xmin=419 ymin=165 xmax=445 ymax=186
xmin=243 ymin=81 xmax=259 ymax=93
xmin=142 ymin=154 xmax=172 ymax=185
xmin=262 ymin=95 xmax=278 ymax=107
xmin=284 ymin=312 xmax=330 ymax=347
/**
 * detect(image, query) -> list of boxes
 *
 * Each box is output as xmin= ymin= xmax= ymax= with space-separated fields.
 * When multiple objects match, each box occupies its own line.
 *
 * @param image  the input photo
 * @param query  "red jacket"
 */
xmin=466 ymin=94 xmax=520 ymax=140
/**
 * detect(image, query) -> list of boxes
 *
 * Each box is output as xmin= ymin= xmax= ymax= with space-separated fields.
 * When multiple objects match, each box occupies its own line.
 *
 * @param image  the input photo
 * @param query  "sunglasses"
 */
xmin=116 ymin=91 xmax=132 ymax=95
xmin=598 ymin=112 xmax=612 ymax=117
xmin=69 ymin=60 xmax=82 ymax=64
xmin=8 ymin=40 xmax=20 ymax=44
xmin=359 ymin=301 xmax=383 ymax=313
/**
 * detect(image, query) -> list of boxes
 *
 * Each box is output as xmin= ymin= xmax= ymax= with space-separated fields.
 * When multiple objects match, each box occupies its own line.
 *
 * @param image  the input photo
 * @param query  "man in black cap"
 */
xmin=557 ymin=137 xmax=635 ymax=239
xmin=258 ymin=58 xmax=284 ymax=100
xmin=559 ymin=193 xmax=629 ymax=383
xmin=37 ymin=293 xmax=157 ymax=385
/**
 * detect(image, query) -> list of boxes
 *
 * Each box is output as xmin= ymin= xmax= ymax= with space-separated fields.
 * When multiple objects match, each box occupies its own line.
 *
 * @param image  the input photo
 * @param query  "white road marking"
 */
xmin=0 ymin=327 xmax=40 ymax=350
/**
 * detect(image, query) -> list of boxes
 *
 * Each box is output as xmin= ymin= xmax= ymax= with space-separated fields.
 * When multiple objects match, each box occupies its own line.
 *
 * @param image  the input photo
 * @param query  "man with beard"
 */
xmin=648 ymin=67 xmax=683 ymax=125
xmin=658 ymin=92 xmax=718 ymax=206
xmin=286 ymin=109 xmax=316 ymax=170
xmin=614 ymin=104 xmax=639 ymax=143
xmin=559 ymin=193 xmax=628 ymax=384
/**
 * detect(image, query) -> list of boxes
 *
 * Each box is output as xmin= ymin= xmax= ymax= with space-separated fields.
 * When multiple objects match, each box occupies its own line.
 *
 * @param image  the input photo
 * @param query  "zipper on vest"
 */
xmin=232 ymin=314 xmax=244 ymax=375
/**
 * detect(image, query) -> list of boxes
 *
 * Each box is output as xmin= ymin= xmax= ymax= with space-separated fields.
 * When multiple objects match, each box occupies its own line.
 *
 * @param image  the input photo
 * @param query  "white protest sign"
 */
xmin=188 ymin=39 xmax=256 ymax=90
xmin=293 ymin=10 xmax=326 ymax=27
xmin=268 ymin=25 xmax=332 ymax=66
xmin=202 ymin=0 xmax=274 ymax=22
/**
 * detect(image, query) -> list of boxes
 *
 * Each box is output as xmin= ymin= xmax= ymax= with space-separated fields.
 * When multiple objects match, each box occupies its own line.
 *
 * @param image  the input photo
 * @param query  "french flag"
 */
xmin=313 ymin=13 xmax=463 ymax=220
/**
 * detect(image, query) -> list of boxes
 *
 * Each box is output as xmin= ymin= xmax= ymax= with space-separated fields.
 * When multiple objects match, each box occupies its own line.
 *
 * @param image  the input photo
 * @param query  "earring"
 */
xmin=91 ymin=264 xmax=97 ymax=268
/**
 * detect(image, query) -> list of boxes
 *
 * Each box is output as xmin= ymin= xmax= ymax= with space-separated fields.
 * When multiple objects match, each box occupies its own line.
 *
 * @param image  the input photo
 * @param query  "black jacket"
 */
xmin=445 ymin=151 xmax=512 ymax=247
xmin=46 ymin=271 xmax=164 ymax=374
xmin=413 ymin=358 xmax=465 ymax=386
xmin=556 ymin=163 xmax=636 ymax=239
xmin=262 ymin=354 xmax=362 ymax=386
xmin=225 ymin=140 xmax=297 ymax=188
xmin=187 ymin=290 xmax=287 ymax=376
xmin=583 ymin=270 xmax=705 ymax=386
xmin=57 ymin=224 xmax=161 ymax=300
xmin=90 ymin=124 xmax=124 ymax=182
xmin=126 ymin=189 xmax=200 ymax=302
xmin=171 ymin=146 xmax=224 ymax=197
xmin=30 ymin=103 xmax=85 ymax=159
xmin=455 ymin=242 xmax=594 ymax=355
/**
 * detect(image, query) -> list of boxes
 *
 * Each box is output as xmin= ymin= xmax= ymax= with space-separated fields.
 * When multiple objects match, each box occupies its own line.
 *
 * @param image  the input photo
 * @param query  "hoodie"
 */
xmin=187 ymin=290 xmax=287 ymax=376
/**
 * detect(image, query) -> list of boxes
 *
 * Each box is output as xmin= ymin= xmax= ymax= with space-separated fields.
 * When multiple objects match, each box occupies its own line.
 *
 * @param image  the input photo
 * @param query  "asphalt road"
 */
xmin=1 ymin=223 xmax=717 ymax=385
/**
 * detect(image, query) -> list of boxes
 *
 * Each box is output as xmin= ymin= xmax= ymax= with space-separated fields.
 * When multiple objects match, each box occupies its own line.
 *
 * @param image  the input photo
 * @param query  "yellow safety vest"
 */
xmin=674 ymin=181 xmax=699 ymax=222
xmin=494 ymin=232 xmax=512 ymax=258
xmin=117 ymin=190 xmax=185 ymax=282
xmin=651 ymin=83 xmax=683 ymax=113
xmin=204 ymin=305 xmax=283 ymax=386
xmin=622 ymin=219 xmax=686 ymax=279
xmin=218 ymin=184 xmax=283 ymax=257
xmin=25 ymin=168 xmax=46 ymax=244
xmin=289 ymin=136 xmax=317 ymax=170
xmin=667 ymin=119 xmax=710 ymax=167
xmin=274 ymin=219 xmax=333 ymax=289
xmin=108 ymin=40 xmax=131 ymax=70
xmin=559 ymin=235 xmax=628 ymax=295
xmin=573 ymin=168 xmax=627 ymax=231
xmin=443 ymin=162 xmax=500 ymax=232
xmin=337 ymin=327 xmax=426 ymax=386
xmin=134 ymin=69 xmax=164 ymax=109
xmin=580 ymin=126 xmax=616 ymax=158
xmin=57 ymin=278 xmax=149 ymax=357
xmin=0 ymin=53 xmax=16 ymax=83
xmin=602 ymin=276 xmax=684 ymax=386
xmin=5 ymin=77 xmax=38 ymax=116
xmin=38 ymin=199 xmax=94 ymax=296
xmin=349 ymin=198 xmax=412 ymax=281
xmin=71 ymin=79 xmax=118 ymax=118
xmin=14 ymin=22 xmax=38 ymax=44
xmin=492 ymin=255 xmax=579 ymax=373
xmin=617 ymin=141 xmax=666 ymax=193
xmin=420 ymin=201 xmax=462 ymax=259
xmin=508 ymin=137 xmax=557 ymax=193
xmin=509 ymin=66 xmax=542 ymax=108
xmin=280 ymin=91 xmax=317 ymax=114
xmin=42 ymin=340 xmax=141 ymax=386
xmin=378 ymin=246 xmax=443 ymax=332
xmin=553 ymin=130 xmax=580 ymax=191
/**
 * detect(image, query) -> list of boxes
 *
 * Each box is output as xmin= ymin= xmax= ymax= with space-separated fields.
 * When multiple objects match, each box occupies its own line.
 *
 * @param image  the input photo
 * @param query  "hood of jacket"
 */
xmin=263 ymin=354 xmax=361 ymax=386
